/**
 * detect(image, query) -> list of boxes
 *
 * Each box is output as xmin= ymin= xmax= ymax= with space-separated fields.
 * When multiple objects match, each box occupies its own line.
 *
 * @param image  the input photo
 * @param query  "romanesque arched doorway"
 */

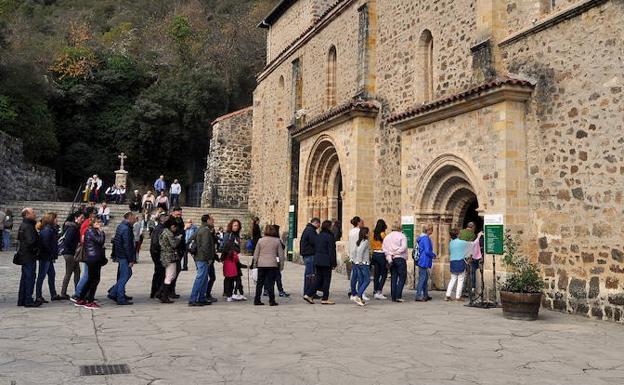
xmin=415 ymin=155 xmax=484 ymax=288
xmin=305 ymin=138 xmax=343 ymax=224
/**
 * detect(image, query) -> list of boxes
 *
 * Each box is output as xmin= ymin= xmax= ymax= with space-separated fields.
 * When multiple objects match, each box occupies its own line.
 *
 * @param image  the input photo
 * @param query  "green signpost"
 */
xmin=484 ymin=214 xmax=504 ymax=255
xmin=401 ymin=216 xmax=415 ymax=249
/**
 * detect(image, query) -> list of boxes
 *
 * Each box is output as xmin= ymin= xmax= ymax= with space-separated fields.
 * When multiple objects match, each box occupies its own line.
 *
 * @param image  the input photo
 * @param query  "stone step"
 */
xmin=4 ymin=201 xmax=249 ymax=247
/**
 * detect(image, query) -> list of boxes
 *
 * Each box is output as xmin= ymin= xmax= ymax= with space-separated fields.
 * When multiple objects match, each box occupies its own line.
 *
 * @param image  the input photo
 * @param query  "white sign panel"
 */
xmin=484 ymin=214 xmax=504 ymax=225
xmin=401 ymin=216 xmax=415 ymax=225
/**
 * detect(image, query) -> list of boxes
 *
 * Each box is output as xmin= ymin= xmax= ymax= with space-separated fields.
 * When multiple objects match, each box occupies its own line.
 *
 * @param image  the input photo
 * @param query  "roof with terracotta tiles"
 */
xmin=289 ymin=98 xmax=380 ymax=136
xmin=387 ymin=77 xmax=535 ymax=124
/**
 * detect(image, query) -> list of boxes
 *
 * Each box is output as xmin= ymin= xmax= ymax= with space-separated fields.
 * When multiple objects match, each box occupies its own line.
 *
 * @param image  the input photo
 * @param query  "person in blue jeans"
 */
xmin=107 ymin=212 xmax=137 ymax=305
xmin=382 ymin=223 xmax=408 ymax=302
xmin=72 ymin=262 xmax=89 ymax=301
xmin=299 ymin=218 xmax=320 ymax=298
xmin=352 ymin=227 xmax=371 ymax=306
xmin=189 ymin=214 xmax=216 ymax=306
xmin=16 ymin=208 xmax=40 ymax=307
xmin=415 ymin=224 xmax=436 ymax=302
xmin=36 ymin=212 xmax=62 ymax=303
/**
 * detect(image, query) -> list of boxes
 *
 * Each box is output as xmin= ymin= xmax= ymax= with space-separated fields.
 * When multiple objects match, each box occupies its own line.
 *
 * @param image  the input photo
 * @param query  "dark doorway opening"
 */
xmin=462 ymin=198 xmax=483 ymax=232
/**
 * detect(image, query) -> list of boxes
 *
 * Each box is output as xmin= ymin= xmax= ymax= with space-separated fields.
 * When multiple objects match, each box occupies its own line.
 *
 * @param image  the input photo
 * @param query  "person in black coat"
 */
xmin=59 ymin=212 xmax=84 ymax=299
xmin=76 ymin=218 xmax=106 ymax=309
xmin=304 ymin=220 xmax=337 ymax=305
xmin=169 ymin=207 xmax=186 ymax=298
xmin=150 ymin=213 xmax=169 ymax=298
xmin=16 ymin=208 xmax=41 ymax=307
xmin=300 ymin=218 xmax=320 ymax=298
xmin=36 ymin=212 xmax=61 ymax=303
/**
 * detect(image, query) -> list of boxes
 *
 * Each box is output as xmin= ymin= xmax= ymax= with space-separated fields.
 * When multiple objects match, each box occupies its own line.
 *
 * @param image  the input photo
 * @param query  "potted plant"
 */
xmin=499 ymin=231 xmax=544 ymax=321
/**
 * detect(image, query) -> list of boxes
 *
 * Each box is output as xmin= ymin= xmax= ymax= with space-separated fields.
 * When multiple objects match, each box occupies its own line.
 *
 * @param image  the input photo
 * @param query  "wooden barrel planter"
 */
xmin=500 ymin=291 xmax=543 ymax=321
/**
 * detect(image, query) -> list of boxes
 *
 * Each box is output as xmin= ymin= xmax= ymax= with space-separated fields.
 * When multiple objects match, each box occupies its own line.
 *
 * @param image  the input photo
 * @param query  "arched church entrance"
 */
xmin=305 ymin=138 xmax=343 ymax=225
xmin=415 ymin=155 xmax=484 ymax=288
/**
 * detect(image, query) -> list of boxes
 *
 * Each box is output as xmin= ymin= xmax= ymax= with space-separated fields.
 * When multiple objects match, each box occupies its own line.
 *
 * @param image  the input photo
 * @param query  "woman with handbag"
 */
xmin=445 ymin=228 xmax=476 ymax=302
xmin=252 ymin=225 xmax=284 ymax=306
xmin=159 ymin=219 xmax=183 ymax=303
xmin=75 ymin=218 xmax=106 ymax=309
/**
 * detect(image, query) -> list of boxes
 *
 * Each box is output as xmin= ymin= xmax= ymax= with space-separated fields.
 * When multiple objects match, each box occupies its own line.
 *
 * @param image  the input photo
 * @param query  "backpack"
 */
xmin=412 ymin=237 xmax=420 ymax=264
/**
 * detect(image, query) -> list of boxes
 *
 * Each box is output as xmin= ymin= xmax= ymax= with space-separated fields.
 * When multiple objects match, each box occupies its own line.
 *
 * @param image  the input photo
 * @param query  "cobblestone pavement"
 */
xmin=1 ymin=250 xmax=623 ymax=385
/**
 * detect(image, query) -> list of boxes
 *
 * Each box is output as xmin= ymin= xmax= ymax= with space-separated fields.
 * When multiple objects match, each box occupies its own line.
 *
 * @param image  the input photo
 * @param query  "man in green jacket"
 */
xmin=189 ymin=214 xmax=215 ymax=306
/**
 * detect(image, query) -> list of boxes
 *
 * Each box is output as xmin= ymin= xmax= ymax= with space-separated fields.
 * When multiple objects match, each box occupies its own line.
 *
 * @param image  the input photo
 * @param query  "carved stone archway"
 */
xmin=304 ymin=137 xmax=343 ymax=224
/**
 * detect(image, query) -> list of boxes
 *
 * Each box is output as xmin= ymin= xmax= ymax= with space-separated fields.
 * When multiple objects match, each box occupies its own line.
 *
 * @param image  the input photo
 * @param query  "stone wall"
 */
xmin=500 ymin=0 xmax=624 ymax=321
xmin=249 ymin=0 xmax=624 ymax=322
xmin=0 ymin=131 xmax=56 ymax=204
xmin=202 ymin=108 xmax=252 ymax=209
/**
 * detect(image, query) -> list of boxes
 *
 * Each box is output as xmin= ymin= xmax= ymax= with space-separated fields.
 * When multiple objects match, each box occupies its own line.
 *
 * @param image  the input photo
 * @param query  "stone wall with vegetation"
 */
xmin=202 ymin=108 xmax=253 ymax=209
xmin=0 ymin=131 xmax=56 ymax=204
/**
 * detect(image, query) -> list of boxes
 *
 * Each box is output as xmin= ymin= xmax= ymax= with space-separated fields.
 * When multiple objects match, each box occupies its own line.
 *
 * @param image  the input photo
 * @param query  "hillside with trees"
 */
xmin=0 ymin=0 xmax=276 ymax=190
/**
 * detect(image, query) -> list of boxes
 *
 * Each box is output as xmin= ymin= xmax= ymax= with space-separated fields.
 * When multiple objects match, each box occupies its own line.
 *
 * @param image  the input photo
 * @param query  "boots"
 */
xmin=159 ymin=284 xmax=174 ymax=304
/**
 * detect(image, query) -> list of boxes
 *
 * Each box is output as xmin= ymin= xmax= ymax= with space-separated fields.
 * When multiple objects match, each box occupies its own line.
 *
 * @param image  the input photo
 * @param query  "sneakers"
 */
xmin=84 ymin=302 xmax=101 ymax=309
xmin=362 ymin=294 xmax=370 ymax=302
xmin=232 ymin=294 xmax=247 ymax=301
xmin=279 ymin=291 xmax=290 ymax=297
xmin=74 ymin=300 xmax=87 ymax=308
xmin=303 ymin=295 xmax=315 ymax=304
xmin=226 ymin=297 xmax=234 ymax=302
xmin=445 ymin=296 xmax=452 ymax=301
xmin=354 ymin=297 xmax=366 ymax=307
xmin=321 ymin=300 xmax=336 ymax=305
xmin=69 ymin=296 xmax=78 ymax=303
xmin=374 ymin=292 xmax=387 ymax=300
xmin=349 ymin=295 xmax=357 ymax=302
xmin=395 ymin=298 xmax=405 ymax=303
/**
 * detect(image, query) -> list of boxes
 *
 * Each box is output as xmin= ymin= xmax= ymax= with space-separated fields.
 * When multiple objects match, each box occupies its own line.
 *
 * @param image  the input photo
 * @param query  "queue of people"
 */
xmin=12 ymin=204 xmax=483 ymax=310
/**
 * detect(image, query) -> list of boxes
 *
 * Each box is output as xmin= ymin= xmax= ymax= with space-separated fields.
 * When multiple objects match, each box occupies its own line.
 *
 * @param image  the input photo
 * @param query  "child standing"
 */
xmin=222 ymin=242 xmax=247 ymax=302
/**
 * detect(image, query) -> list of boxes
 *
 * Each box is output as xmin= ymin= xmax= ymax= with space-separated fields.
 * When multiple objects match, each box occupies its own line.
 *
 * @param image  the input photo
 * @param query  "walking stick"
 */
xmin=247 ymin=265 xmax=251 ymax=295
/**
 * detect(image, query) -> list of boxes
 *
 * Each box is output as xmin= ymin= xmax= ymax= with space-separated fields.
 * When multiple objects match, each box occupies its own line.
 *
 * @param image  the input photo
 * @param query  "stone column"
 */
xmin=115 ymin=169 xmax=128 ymax=189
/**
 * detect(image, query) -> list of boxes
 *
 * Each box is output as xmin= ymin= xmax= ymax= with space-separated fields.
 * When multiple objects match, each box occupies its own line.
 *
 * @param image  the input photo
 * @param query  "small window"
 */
xmin=326 ymin=46 xmax=337 ymax=108
xmin=416 ymin=29 xmax=434 ymax=102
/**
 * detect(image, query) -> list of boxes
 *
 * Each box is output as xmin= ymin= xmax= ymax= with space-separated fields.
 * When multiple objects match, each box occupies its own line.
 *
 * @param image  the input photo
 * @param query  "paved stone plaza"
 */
xmin=1 ymin=251 xmax=623 ymax=385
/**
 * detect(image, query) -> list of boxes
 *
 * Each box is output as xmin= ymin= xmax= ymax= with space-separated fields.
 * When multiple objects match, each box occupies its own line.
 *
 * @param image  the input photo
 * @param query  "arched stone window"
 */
xmin=326 ymin=46 xmax=337 ymax=108
xmin=416 ymin=30 xmax=434 ymax=102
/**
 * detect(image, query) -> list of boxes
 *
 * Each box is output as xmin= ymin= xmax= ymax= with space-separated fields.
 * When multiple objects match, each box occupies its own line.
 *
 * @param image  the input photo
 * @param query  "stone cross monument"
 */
xmin=115 ymin=152 xmax=129 ymax=188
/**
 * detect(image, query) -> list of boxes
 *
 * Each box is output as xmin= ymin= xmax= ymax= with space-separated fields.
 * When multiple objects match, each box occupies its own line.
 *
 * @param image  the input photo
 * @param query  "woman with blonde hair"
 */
xmin=36 ymin=212 xmax=62 ymax=304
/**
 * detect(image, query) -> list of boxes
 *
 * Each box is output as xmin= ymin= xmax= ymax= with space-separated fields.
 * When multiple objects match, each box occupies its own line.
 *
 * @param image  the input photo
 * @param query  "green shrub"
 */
xmin=500 ymin=230 xmax=544 ymax=293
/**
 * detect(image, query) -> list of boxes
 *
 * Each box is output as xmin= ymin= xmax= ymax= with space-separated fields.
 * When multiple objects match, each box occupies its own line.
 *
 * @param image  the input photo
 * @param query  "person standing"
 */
xmin=446 ymin=228 xmax=473 ymax=301
xmin=159 ymin=219 xmax=183 ymax=303
xmin=300 ymin=218 xmax=320 ymax=298
xmin=304 ymin=220 xmax=337 ymax=305
xmin=36 ymin=212 xmax=62 ymax=303
xmin=16 ymin=208 xmax=40 ymax=307
xmin=383 ymin=222 xmax=408 ymax=303
xmin=149 ymin=213 xmax=168 ymax=298
xmin=352 ymin=227 xmax=371 ymax=306
xmin=3 ymin=208 xmax=14 ymax=251
xmin=74 ymin=218 xmax=106 ymax=309
xmin=205 ymin=216 xmax=219 ymax=303
xmin=371 ymin=219 xmax=388 ymax=300
xmin=252 ymin=225 xmax=283 ymax=306
xmin=348 ymin=216 xmax=365 ymax=301
xmin=169 ymin=207 xmax=186 ymax=298
xmin=415 ymin=224 xmax=436 ymax=302
xmin=251 ymin=217 xmax=261 ymax=253
xmin=189 ymin=214 xmax=215 ymax=306
xmin=222 ymin=219 xmax=245 ymax=300
xmin=170 ymin=179 xmax=182 ymax=207
xmin=154 ymin=175 xmax=166 ymax=195
xmin=459 ymin=221 xmax=478 ymax=293
xmin=59 ymin=212 xmax=84 ymax=300
xmin=182 ymin=219 xmax=198 ymax=271
xmin=107 ymin=212 xmax=137 ymax=305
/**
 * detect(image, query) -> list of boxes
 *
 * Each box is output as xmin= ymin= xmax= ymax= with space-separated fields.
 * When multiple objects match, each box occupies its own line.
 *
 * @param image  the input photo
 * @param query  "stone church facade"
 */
xmin=208 ymin=0 xmax=623 ymax=321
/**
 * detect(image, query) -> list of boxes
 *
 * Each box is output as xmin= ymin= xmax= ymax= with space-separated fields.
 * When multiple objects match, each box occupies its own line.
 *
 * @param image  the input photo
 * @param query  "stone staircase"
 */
xmin=4 ymin=201 xmax=249 ymax=246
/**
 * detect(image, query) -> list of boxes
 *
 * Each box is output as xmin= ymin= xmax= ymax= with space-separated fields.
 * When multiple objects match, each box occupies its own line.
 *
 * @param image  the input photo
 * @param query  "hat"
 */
xmin=172 ymin=206 xmax=182 ymax=212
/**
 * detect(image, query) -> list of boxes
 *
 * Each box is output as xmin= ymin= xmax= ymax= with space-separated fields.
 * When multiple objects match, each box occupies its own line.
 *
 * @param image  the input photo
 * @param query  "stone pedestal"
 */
xmin=115 ymin=169 xmax=128 ymax=188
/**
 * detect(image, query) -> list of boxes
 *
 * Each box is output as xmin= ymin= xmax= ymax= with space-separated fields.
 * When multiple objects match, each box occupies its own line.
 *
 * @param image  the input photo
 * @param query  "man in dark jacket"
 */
xmin=107 ymin=212 xmax=137 ymax=305
xmin=300 ymin=218 xmax=320 ymax=298
xmin=59 ymin=212 xmax=84 ymax=299
xmin=17 ymin=208 xmax=40 ymax=307
xmin=205 ymin=216 xmax=219 ymax=302
xmin=169 ymin=207 xmax=185 ymax=298
xmin=150 ymin=213 xmax=169 ymax=298
xmin=189 ymin=214 xmax=216 ymax=306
